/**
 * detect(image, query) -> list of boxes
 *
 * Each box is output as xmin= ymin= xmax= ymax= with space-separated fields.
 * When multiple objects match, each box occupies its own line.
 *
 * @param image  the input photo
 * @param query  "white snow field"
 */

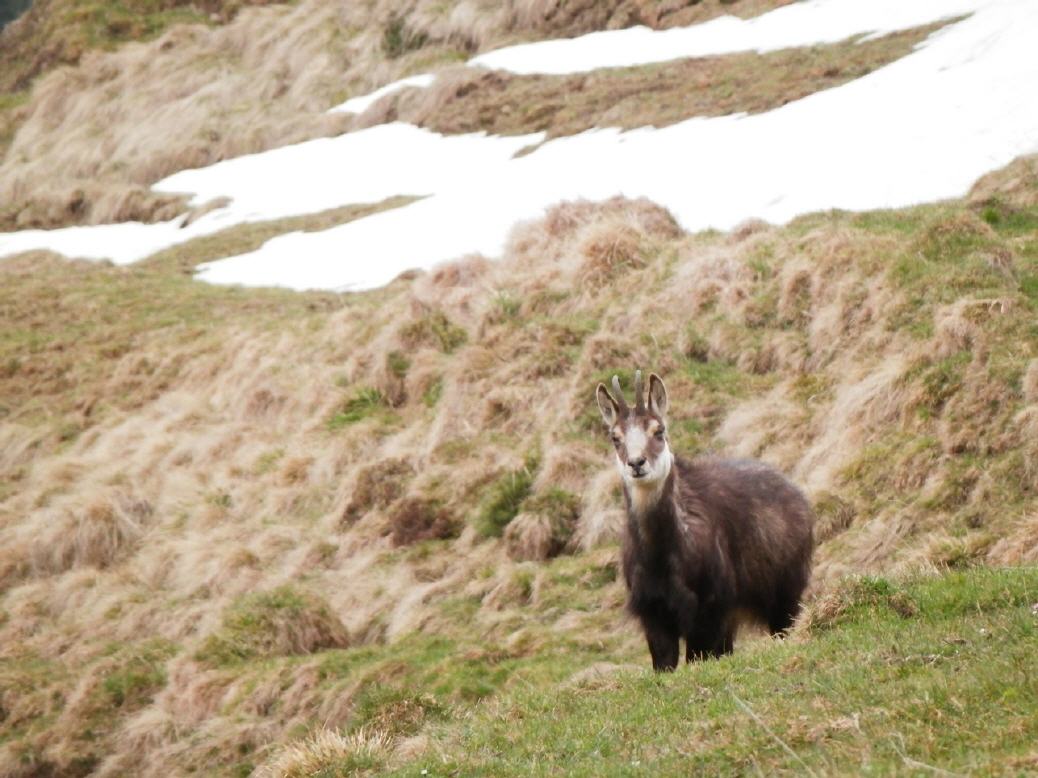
xmin=1 ymin=0 xmax=1036 ymax=291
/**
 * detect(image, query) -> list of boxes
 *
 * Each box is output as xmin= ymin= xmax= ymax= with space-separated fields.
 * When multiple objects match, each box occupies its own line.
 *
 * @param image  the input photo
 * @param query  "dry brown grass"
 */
xmin=254 ymin=728 xmax=393 ymax=778
xmin=2 ymin=153 xmax=1037 ymax=773
xmin=387 ymin=497 xmax=459 ymax=546
xmin=369 ymin=23 xmax=940 ymax=138
xmin=0 ymin=0 xmax=279 ymax=95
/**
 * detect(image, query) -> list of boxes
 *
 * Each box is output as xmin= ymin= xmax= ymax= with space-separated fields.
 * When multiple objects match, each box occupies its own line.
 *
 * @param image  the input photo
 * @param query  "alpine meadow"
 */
xmin=1 ymin=0 xmax=1037 ymax=776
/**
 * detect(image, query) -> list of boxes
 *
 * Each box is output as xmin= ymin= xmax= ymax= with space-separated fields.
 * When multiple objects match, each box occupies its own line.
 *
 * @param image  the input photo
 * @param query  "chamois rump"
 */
xmin=596 ymin=370 xmax=813 ymax=671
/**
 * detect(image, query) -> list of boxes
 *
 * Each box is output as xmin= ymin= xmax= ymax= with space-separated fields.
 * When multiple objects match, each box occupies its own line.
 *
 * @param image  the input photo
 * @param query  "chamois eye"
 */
xmin=655 ymin=428 xmax=666 ymax=440
xmin=611 ymin=434 xmax=622 ymax=446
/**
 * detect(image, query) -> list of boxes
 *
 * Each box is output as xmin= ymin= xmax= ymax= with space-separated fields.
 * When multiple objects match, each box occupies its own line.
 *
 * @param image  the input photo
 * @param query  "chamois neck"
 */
xmin=624 ymin=464 xmax=676 ymax=527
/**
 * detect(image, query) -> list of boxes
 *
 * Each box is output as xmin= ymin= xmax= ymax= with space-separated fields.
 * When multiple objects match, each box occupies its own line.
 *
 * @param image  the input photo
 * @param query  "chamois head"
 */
xmin=596 ymin=370 xmax=672 ymax=489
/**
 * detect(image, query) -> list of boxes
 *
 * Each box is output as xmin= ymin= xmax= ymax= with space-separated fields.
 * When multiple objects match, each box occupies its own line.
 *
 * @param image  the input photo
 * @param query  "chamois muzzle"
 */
xmin=629 ymin=456 xmax=647 ymax=477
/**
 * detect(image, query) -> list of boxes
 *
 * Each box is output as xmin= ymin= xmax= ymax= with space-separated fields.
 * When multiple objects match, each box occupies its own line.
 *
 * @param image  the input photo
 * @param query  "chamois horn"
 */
xmin=611 ymin=375 xmax=629 ymax=412
xmin=634 ymin=369 xmax=645 ymax=411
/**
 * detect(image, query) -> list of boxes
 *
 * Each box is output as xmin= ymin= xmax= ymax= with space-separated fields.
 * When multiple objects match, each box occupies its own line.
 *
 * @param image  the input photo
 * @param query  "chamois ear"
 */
xmin=596 ymin=383 xmax=620 ymax=427
xmin=648 ymin=373 xmax=668 ymax=419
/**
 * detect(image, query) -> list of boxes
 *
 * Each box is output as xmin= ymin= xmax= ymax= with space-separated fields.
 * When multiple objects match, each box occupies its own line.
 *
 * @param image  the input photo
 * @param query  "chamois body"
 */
xmin=597 ymin=371 xmax=813 ymax=671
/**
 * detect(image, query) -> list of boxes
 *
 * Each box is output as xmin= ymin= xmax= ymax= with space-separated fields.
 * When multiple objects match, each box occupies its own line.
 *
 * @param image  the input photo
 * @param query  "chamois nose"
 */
xmin=629 ymin=457 xmax=647 ymax=470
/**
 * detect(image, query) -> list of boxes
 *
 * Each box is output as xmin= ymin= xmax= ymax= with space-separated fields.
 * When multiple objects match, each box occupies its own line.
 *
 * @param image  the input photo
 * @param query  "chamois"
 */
xmin=596 ymin=370 xmax=813 ymax=671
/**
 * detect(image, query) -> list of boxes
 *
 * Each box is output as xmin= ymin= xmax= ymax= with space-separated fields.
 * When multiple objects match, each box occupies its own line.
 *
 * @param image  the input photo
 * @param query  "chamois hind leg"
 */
xmin=685 ymin=618 xmax=732 ymax=662
xmin=643 ymin=619 xmax=680 ymax=672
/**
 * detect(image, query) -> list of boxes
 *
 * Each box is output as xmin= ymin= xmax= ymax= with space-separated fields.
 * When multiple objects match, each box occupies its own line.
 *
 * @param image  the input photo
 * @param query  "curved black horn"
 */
xmin=634 ymin=369 xmax=645 ymax=411
xmin=611 ymin=375 xmax=629 ymax=411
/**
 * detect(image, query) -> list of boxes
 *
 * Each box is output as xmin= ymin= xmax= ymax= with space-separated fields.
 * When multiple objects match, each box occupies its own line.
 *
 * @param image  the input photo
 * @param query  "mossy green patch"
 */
xmin=98 ymin=639 xmax=177 ymax=709
xmin=400 ymin=311 xmax=468 ymax=354
xmin=474 ymin=454 xmax=539 ymax=538
xmin=328 ymin=387 xmax=391 ymax=430
xmin=195 ymin=586 xmax=347 ymax=667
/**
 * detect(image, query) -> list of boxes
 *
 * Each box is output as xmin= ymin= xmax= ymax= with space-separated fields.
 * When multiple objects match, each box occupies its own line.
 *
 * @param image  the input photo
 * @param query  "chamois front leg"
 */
xmin=642 ymin=616 xmax=680 ymax=672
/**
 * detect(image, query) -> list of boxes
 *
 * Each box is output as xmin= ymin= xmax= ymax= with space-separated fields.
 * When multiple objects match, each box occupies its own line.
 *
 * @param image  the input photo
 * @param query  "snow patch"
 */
xmin=0 ymin=126 xmax=541 ymax=266
xmin=329 ymin=73 xmax=435 ymax=115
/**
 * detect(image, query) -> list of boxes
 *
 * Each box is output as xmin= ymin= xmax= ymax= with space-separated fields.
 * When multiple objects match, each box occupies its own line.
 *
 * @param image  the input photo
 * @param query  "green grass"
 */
xmin=381 ymin=567 xmax=1038 ymax=776
xmin=400 ymin=310 xmax=468 ymax=354
xmin=381 ymin=15 xmax=428 ymax=59
xmin=474 ymin=455 xmax=539 ymax=538
xmin=195 ymin=586 xmax=345 ymax=667
xmin=328 ymin=388 xmax=391 ymax=430
xmin=98 ymin=639 xmax=177 ymax=708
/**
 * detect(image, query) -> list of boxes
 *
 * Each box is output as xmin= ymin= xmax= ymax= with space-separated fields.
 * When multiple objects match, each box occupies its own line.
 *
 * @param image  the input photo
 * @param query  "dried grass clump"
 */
xmin=578 ymin=221 xmax=646 ymax=288
xmin=387 ymin=497 xmax=459 ymax=546
xmin=933 ymin=301 xmax=982 ymax=358
xmin=1021 ymin=359 xmax=1038 ymax=404
xmin=503 ymin=487 xmax=579 ymax=561
xmin=195 ymin=586 xmax=349 ymax=666
xmin=811 ymin=491 xmax=857 ymax=543
xmin=29 ymin=491 xmax=153 ymax=577
xmin=398 ymin=308 xmax=468 ymax=354
xmin=341 ymin=458 xmax=415 ymax=526
xmin=986 ymin=513 xmax=1038 ymax=564
xmin=968 ymin=153 xmax=1038 ymax=211
xmin=504 ymin=512 xmax=559 ymax=562
xmin=254 ymin=728 xmax=392 ymax=778
xmin=564 ymin=463 xmax=624 ymax=552
xmin=507 ymin=196 xmax=681 ymax=275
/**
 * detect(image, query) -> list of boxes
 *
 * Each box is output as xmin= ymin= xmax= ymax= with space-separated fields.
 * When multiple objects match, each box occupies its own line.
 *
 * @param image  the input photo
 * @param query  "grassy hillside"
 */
xmin=1 ymin=150 xmax=1037 ymax=774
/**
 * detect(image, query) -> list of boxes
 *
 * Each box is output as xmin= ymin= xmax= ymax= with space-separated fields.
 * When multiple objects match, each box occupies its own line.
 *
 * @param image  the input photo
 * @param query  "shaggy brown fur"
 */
xmin=598 ymin=371 xmax=813 ymax=670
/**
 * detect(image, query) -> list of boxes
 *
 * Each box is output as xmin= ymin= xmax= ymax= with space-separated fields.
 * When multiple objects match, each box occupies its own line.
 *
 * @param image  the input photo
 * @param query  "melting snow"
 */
xmin=0 ymin=126 xmax=541 ymax=266
xmin=328 ymin=73 xmax=435 ymax=114
xmin=1 ymin=0 xmax=1036 ymax=291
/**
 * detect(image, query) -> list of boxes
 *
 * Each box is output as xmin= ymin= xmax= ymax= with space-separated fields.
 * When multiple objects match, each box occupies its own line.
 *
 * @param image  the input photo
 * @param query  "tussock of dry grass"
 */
xmin=1 ymin=155 xmax=1038 ymax=773
xmin=387 ymin=497 xmax=459 ymax=546
xmin=196 ymin=586 xmax=350 ymax=665
xmin=254 ymin=728 xmax=393 ymax=778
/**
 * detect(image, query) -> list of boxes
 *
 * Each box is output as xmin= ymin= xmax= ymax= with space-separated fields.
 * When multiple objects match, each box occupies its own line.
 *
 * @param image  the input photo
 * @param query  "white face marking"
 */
xmin=626 ymin=426 xmax=647 ymax=462
xmin=616 ymin=422 xmax=674 ymax=517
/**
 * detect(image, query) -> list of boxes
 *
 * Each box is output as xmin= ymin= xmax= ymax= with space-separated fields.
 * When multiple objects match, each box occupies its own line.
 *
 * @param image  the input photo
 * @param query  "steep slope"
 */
xmin=1 ymin=155 xmax=1037 ymax=774
xmin=1 ymin=1 xmax=1037 ymax=776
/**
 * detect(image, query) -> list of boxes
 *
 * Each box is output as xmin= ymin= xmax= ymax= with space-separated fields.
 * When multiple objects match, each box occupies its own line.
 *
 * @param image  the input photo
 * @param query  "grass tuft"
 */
xmin=195 ymin=586 xmax=349 ymax=667
xmin=328 ymin=387 xmax=389 ymax=430
xmin=474 ymin=455 xmax=539 ymax=538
